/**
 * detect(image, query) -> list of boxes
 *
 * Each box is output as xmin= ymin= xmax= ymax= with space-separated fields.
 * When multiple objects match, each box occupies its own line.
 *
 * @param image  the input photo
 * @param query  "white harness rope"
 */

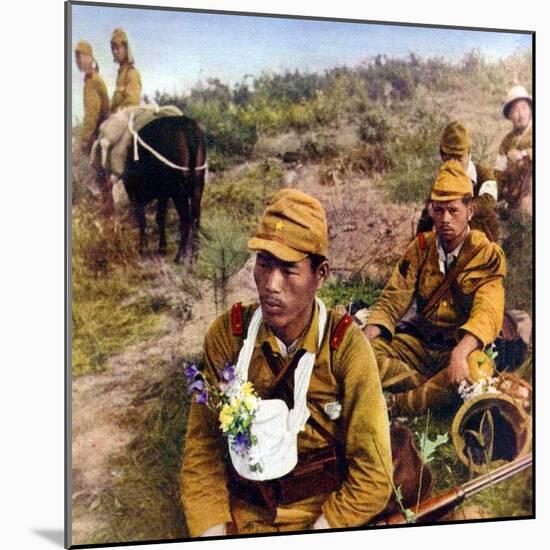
xmin=128 ymin=111 xmax=208 ymax=172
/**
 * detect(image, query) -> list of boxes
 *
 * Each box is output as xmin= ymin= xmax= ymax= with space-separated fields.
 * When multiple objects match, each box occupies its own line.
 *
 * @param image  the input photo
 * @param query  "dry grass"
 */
xmin=76 ymin=358 xmax=193 ymax=544
xmin=70 ymin=50 xmax=533 ymax=542
xmin=71 ymin=203 xmax=163 ymax=376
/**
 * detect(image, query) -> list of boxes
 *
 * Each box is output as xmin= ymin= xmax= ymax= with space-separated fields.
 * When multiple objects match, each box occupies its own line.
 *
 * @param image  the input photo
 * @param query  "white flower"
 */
xmin=458 ymin=376 xmax=500 ymax=402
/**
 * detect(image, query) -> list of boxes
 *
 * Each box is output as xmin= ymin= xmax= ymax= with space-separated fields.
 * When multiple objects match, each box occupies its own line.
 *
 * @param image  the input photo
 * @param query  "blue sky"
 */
xmin=70 ymin=3 xmax=532 ymax=123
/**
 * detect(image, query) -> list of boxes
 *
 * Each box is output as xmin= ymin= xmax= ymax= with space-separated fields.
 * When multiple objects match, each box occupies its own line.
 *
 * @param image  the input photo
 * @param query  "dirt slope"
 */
xmin=70 ymin=164 xmax=417 ymax=544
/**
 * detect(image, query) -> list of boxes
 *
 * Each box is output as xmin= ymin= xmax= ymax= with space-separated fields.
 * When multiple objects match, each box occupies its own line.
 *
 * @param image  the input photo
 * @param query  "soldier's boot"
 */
xmin=392 ymin=368 xmax=461 ymax=417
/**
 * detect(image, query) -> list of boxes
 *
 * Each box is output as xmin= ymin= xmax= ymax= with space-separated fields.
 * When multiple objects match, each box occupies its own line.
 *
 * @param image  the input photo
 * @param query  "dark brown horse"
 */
xmin=123 ymin=115 xmax=207 ymax=263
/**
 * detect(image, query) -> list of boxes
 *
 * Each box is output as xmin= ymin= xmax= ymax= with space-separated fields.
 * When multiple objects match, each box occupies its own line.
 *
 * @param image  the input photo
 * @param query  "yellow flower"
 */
xmin=243 ymin=394 xmax=258 ymax=413
xmin=219 ymin=404 xmax=234 ymax=432
xmin=241 ymin=382 xmax=255 ymax=397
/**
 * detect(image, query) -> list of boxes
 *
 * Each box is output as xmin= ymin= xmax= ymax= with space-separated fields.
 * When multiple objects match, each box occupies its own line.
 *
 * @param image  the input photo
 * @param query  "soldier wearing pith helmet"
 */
xmin=365 ymin=161 xmax=506 ymax=417
xmin=181 ymin=189 xmax=392 ymax=536
xmin=110 ymin=27 xmax=142 ymax=112
xmin=417 ymin=121 xmax=499 ymax=241
xmin=494 ymin=85 xmax=532 ymax=213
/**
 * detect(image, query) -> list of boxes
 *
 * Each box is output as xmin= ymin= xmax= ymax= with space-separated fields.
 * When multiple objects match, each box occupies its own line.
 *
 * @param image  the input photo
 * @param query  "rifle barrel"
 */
xmin=462 ymin=453 xmax=532 ymax=499
xmin=375 ymin=453 xmax=532 ymax=526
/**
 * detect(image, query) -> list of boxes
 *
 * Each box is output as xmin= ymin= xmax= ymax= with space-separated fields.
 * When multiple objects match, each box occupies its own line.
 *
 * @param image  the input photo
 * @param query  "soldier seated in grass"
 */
xmin=181 ymin=189 xmax=392 ymax=537
xmin=417 ymin=121 xmax=499 ymax=242
xmin=364 ymin=161 xmax=506 ymax=417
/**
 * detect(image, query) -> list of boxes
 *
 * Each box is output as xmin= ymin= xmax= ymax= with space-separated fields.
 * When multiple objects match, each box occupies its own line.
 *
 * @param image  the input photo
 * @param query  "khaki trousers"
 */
xmin=372 ymin=333 xmax=461 ymax=416
xmin=228 ymin=494 xmax=328 ymax=535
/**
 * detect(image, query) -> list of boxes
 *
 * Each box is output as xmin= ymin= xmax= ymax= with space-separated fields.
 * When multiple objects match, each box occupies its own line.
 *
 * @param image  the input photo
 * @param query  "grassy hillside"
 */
xmin=71 ymin=49 xmax=533 ymax=543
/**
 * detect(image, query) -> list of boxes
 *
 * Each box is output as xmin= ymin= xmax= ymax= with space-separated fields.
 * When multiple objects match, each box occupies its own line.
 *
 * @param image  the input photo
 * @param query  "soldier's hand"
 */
xmin=507 ymin=149 xmax=526 ymax=163
xmin=363 ymin=325 xmax=381 ymax=341
xmin=313 ymin=514 xmax=331 ymax=530
xmin=448 ymin=349 xmax=473 ymax=386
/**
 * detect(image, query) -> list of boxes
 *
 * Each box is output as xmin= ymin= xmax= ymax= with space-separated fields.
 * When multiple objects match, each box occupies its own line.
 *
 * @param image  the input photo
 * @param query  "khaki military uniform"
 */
xmin=367 ymin=229 xmax=506 ymax=416
xmin=417 ymin=162 xmax=499 ymax=242
xmin=181 ymin=302 xmax=393 ymax=536
xmin=79 ymin=72 xmax=110 ymax=152
xmin=111 ymin=63 xmax=142 ymax=112
xmin=495 ymin=125 xmax=532 ymax=201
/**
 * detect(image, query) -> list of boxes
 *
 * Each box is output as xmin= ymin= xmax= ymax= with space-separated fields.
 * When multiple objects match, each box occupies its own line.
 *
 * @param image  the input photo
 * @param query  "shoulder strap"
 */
xmin=418 ymin=232 xmax=427 ymax=251
xmin=422 ymin=241 xmax=486 ymax=319
xmin=330 ymin=313 xmax=353 ymax=350
xmin=231 ymin=302 xmax=244 ymax=336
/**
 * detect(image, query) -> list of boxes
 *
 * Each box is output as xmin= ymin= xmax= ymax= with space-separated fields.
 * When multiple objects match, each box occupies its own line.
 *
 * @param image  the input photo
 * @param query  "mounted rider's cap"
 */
xmin=430 ymin=160 xmax=473 ymax=202
xmin=502 ymin=85 xmax=532 ymax=119
xmin=248 ymin=189 xmax=328 ymax=263
xmin=440 ymin=121 xmax=471 ymax=157
xmin=111 ymin=27 xmax=135 ymax=64
xmin=75 ymin=40 xmax=94 ymax=59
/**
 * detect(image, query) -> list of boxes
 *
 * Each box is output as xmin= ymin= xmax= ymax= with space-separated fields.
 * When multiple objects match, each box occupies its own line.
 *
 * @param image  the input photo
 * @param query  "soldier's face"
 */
xmin=254 ymin=251 xmax=328 ymax=343
xmin=431 ymin=199 xmax=473 ymax=251
xmin=75 ymin=52 xmax=92 ymax=72
xmin=509 ymin=99 xmax=532 ymax=132
xmin=111 ymin=42 xmax=128 ymax=64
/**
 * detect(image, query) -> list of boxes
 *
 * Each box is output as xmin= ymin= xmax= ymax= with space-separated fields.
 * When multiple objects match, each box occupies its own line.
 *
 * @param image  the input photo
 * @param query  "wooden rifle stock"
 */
xmin=375 ymin=453 xmax=532 ymax=526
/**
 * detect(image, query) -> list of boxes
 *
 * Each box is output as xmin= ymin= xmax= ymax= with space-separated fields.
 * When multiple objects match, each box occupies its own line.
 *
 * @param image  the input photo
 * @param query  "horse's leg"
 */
xmin=133 ymin=202 xmax=147 ymax=257
xmin=173 ymin=188 xmax=191 ymax=264
xmin=156 ymin=195 xmax=169 ymax=256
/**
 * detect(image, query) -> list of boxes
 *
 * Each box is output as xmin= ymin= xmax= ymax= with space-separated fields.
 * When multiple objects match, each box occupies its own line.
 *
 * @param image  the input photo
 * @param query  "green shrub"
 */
xmin=357 ymin=108 xmax=391 ymax=145
xmin=300 ymin=132 xmax=341 ymax=161
xmin=382 ymin=106 xmax=450 ymax=203
xmin=319 ymin=275 xmax=382 ymax=309
xmin=197 ymin=212 xmax=250 ymax=313
xmin=202 ymin=161 xmax=283 ymax=230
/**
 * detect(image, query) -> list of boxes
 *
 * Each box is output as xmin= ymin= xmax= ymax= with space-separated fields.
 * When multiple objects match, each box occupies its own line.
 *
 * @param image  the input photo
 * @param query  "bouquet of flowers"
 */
xmin=185 ymin=362 xmax=262 ymax=472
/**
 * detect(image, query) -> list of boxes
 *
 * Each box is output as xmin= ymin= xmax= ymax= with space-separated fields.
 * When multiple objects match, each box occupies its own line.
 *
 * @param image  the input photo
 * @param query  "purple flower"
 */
xmin=184 ymin=363 xmax=199 ymax=382
xmin=221 ymin=363 xmax=236 ymax=383
xmin=232 ymin=432 xmax=250 ymax=455
xmin=187 ymin=379 xmax=205 ymax=395
xmin=195 ymin=388 xmax=209 ymax=405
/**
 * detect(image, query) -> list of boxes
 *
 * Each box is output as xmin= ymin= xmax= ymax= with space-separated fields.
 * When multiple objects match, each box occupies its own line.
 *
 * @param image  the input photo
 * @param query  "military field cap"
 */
xmin=75 ymin=40 xmax=93 ymax=57
xmin=248 ymin=189 xmax=328 ymax=262
xmin=451 ymin=392 xmax=532 ymax=474
xmin=503 ymin=85 xmax=532 ymax=119
xmin=440 ymin=121 xmax=471 ymax=156
xmin=111 ymin=27 xmax=129 ymax=44
xmin=430 ymin=160 xmax=473 ymax=202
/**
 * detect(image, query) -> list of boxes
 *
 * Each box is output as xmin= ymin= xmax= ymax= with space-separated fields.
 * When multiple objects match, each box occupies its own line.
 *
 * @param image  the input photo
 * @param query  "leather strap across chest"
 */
xmin=421 ymin=242 xmax=485 ymax=319
xmin=261 ymin=341 xmax=343 ymax=452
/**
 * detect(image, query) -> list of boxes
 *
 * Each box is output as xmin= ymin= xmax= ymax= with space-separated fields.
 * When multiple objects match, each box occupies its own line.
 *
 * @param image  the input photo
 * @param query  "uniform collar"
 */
xmin=255 ymin=300 xmax=319 ymax=358
xmin=118 ymin=62 xmax=134 ymax=73
xmin=437 ymin=227 xmax=470 ymax=275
